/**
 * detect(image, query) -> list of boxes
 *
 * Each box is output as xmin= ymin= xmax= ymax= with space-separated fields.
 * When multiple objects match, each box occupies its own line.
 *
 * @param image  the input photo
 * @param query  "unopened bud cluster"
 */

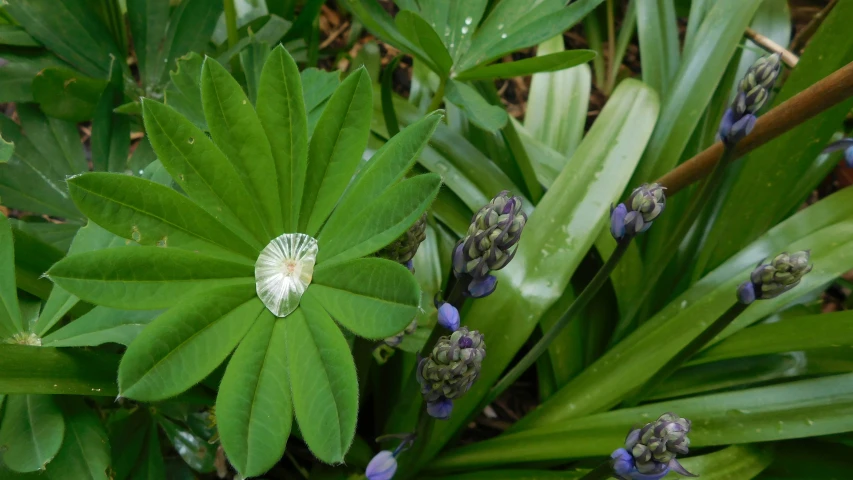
xmin=737 ymin=250 xmax=812 ymax=304
xmin=611 ymin=413 xmax=696 ymax=480
xmin=416 ymin=327 xmax=486 ymax=420
xmin=377 ymin=212 xmax=428 ymax=271
xmin=718 ymin=53 xmax=782 ymax=146
xmin=610 ymin=183 xmax=666 ymax=241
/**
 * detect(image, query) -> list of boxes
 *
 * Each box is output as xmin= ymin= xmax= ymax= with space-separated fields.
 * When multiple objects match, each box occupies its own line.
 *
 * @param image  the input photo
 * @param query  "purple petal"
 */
xmin=437 ymin=303 xmax=461 ymax=331
xmin=610 ymin=204 xmax=628 ymax=240
xmin=669 ymin=458 xmax=698 ymax=477
xmin=467 ymin=275 xmax=498 ymax=298
xmin=821 ymin=138 xmax=853 ymax=155
xmin=737 ymin=281 xmax=756 ymax=305
xmin=427 ymin=398 xmax=453 ymax=420
xmin=365 ymin=451 xmax=397 ymax=480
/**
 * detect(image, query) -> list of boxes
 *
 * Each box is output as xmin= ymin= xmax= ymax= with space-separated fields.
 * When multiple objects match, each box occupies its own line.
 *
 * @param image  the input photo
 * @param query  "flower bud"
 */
xmin=719 ymin=53 xmax=782 ymax=146
xmin=611 ymin=184 xmax=666 ymax=241
xmin=417 ymin=327 xmax=486 ymax=407
xmin=738 ymin=251 xmax=812 ymax=304
xmin=610 ymin=413 xmax=696 ymax=480
xmin=453 ymin=191 xmax=526 ymax=280
xmin=366 ymin=451 xmax=397 ymax=480
xmin=426 ymin=398 xmax=454 ymax=420
xmin=467 ymin=275 xmax=497 ymax=298
xmin=822 ymin=138 xmax=853 ymax=168
xmin=377 ymin=212 xmax=428 ymax=266
xmin=382 ymin=319 xmax=419 ymax=348
xmin=437 ymin=303 xmax=460 ymax=331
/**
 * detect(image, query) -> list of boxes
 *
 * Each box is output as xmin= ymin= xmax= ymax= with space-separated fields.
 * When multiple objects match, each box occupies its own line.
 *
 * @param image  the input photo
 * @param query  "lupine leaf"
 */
xmin=161 ymin=0 xmax=223 ymax=86
xmin=215 ymin=15 xmax=292 ymax=66
xmin=444 ymin=80 xmax=507 ymax=132
xmin=164 ymin=53 xmax=207 ymax=130
xmin=286 ymin=295 xmax=358 ymax=464
xmin=403 ymin=79 xmax=659 ymax=468
xmin=0 ymin=345 xmax=118 ymax=396
xmin=126 ymin=0 xmax=170 ymax=89
xmin=395 ymin=10 xmax=452 ymax=76
xmin=408 ymin=0 xmax=488 ymax=64
xmin=9 ymin=224 xmax=65 ymax=301
xmin=309 ymin=258 xmax=420 ymax=339
xmin=455 ymin=50 xmax=596 ymax=81
xmin=201 ymin=58 xmax=282 ymax=238
xmin=0 ymin=214 xmax=22 ymax=339
xmin=156 ymin=416 xmax=215 ymax=473
xmin=317 ymin=174 xmax=442 ymax=265
xmin=131 ymin=420 xmax=166 ymax=480
xmin=31 ymin=67 xmax=108 ymax=122
xmin=340 ymin=0 xmax=432 ymax=69
xmin=217 ymin=312 xmax=292 ymax=477
xmin=108 ymin=410 xmax=150 ymax=480
xmin=257 ymin=45 xmax=308 ymax=232
xmin=46 ymin=398 xmax=110 ymax=480
xmin=15 ymin=105 xmax=87 ymax=177
xmin=300 ymin=68 xmax=373 ymax=236
xmin=141 ymin=99 xmax=269 ymax=245
xmin=118 ymin=286 xmax=262 ymax=401
xmin=42 ymin=308 xmax=159 ymax=348
xmin=240 ymin=37 xmax=270 ymax=106
xmin=67 ymin=173 xmax=259 ymax=263
xmin=0 ymin=395 xmax=64 ymax=473
xmin=47 ymin=247 xmax=254 ymax=310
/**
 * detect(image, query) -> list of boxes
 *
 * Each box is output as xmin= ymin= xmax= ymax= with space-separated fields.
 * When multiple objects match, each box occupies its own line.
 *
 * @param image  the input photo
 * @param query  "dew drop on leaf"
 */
xmin=255 ymin=233 xmax=318 ymax=317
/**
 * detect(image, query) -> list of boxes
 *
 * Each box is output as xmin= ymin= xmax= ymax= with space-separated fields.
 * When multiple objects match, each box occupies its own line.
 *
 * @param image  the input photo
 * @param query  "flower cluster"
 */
xmin=611 ymin=413 xmax=696 ymax=480
xmin=737 ymin=251 xmax=813 ymax=304
xmin=377 ymin=212 xmax=428 ymax=272
xmin=453 ymin=191 xmax=526 ymax=298
xmin=610 ymin=183 xmax=667 ymax=241
xmin=416 ymin=327 xmax=486 ymax=420
xmin=718 ymin=53 xmax=782 ymax=146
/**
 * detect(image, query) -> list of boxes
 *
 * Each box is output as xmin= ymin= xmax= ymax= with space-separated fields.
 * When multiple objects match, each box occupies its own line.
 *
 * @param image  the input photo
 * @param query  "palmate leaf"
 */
xmin=395 ymin=10 xmax=453 ymax=76
xmin=117 ymin=285 xmax=262 ymax=401
xmin=41 ymin=307 xmax=159 ymax=348
xmin=156 ymin=416 xmax=216 ymax=473
xmin=0 ymin=345 xmax=118 ymax=396
xmin=0 ymin=214 xmax=22 ymax=339
xmin=0 ymin=395 xmax=64 ymax=473
xmin=217 ymin=312 xmax=291 ymax=477
xmin=46 ymin=398 xmax=110 ymax=480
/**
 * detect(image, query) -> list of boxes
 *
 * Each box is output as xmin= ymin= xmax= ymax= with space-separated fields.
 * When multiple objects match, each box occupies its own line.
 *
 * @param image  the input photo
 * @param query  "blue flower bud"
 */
xmin=737 ymin=280 xmax=756 ymax=305
xmin=610 ymin=203 xmax=628 ymax=240
xmin=822 ymin=138 xmax=853 ymax=168
xmin=467 ymin=275 xmax=497 ymax=298
xmin=366 ymin=451 xmax=397 ymax=480
xmin=426 ymin=397 xmax=453 ymax=420
xmin=437 ymin=303 xmax=460 ymax=331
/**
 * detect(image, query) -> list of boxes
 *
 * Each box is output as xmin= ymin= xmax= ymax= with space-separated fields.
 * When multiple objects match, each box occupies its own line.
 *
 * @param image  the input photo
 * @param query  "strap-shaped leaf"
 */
xmin=68 ymin=172 xmax=259 ymax=262
xmin=455 ymin=50 xmax=596 ymax=80
xmin=48 ymin=247 xmax=254 ymax=310
xmin=141 ymin=98 xmax=268 ymax=246
xmin=217 ymin=312 xmax=291 ymax=477
xmin=317 ymin=174 xmax=441 ymax=265
xmin=299 ymin=68 xmax=373 ymax=236
xmin=395 ymin=11 xmax=453 ymax=76
xmin=47 ymin=398 xmax=110 ymax=480
xmin=118 ymin=285 xmax=262 ymax=401
xmin=0 ymin=395 xmax=65 ymax=472
xmin=0 ymin=214 xmax=22 ymax=338
xmin=42 ymin=307 xmax=159 ymax=348
xmin=286 ymin=295 xmax=357 ymax=463
xmin=322 ymin=111 xmax=443 ymax=237
xmin=256 ymin=45 xmax=309 ymax=232
xmin=201 ymin=58 xmax=282 ymax=237
xmin=309 ymin=258 xmax=420 ymax=339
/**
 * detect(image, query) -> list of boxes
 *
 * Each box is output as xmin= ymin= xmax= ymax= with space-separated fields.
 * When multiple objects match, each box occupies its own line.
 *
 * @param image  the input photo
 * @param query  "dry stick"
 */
xmin=657 ymin=60 xmax=853 ymax=198
xmin=745 ymin=27 xmax=799 ymax=68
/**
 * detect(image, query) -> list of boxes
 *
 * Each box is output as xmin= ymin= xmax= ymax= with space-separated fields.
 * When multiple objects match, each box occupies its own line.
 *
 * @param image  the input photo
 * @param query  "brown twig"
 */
xmin=790 ymin=0 xmax=838 ymax=52
xmin=745 ymin=27 xmax=798 ymax=68
xmin=319 ymin=20 xmax=349 ymax=49
xmin=656 ymin=61 xmax=853 ymax=197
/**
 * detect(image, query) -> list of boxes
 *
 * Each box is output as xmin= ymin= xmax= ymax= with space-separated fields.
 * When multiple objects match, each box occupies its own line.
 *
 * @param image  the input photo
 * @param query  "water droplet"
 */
xmin=806 ymin=418 xmax=814 ymax=425
xmin=242 ymin=99 xmax=248 ymax=105
xmin=680 ymin=300 xmax=688 ymax=308
xmin=497 ymin=23 xmax=504 ymax=30
xmin=461 ymin=26 xmax=469 ymax=34
xmin=444 ymin=26 xmax=450 ymax=37
xmin=450 ymin=43 xmax=455 ymax=48
xmin=464 ymin=16 xmax=473 ymax=25
xmin=138 ymin=169 xmax=144 ymax=175
xmin=256 ymin=233 xmax=319 ymax=317
xmin=501 ymin=33 xmax=507 ymax=39
xmin=188 ymin=137 xmax=195 ymax=144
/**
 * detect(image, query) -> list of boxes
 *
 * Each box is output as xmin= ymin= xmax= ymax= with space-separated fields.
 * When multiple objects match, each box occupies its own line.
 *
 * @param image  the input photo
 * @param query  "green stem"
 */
xmin=623 ymin=301 xmax=748 ymax=407
xmin=610 ymin=146 xmax=737 ymax=344
xmin=483 ymin=239 xmax=632 ymax=407
xmin=605 ymin=0 xmax=616 ymax=93
xmin=579 ymin=461 xmax=615 ymax=480
xmin=427 ymin=76 xmax=447 ymax=113
xmin=223 ymin=0 xmax=241 ymax=72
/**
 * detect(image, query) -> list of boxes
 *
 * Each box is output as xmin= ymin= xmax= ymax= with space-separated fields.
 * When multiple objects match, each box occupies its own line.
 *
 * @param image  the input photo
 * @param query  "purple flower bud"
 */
xmin=365 ymin=451 xmax=397 ymax=480
xmin=737 ymin=281 xmax=756 ymax=304
xmin=467 ymin=275 xmax=497 ymax=298
xmin=612 ymin=448 xmax=635 ymax=477
xmin=404 ymin=259 xmax=414 ymax=273
xmin=437 ymin=303 xmax=460 ymax=331
xmin=610 ymin=203 xmax=628 ymax=240
xmin=821 ymin=138 xmax=853 ymax=168
xmin=426 ymin=398 xmax=453 ymax=420
xmin=847 ymin=146 xmax=853 ymax=168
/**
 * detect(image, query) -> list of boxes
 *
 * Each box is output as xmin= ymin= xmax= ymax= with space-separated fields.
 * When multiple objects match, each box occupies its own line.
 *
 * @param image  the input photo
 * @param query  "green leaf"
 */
xmin=0 ymin=53 xmax=68 ymax=104
xmin=47 ymin=398 xmax=110 ymax=480
xmin=691 ymin=311 xmax=853 ymax=366
xmin=6 ymin=0 xmax=121 ymax=77
xmin=7 ymin=221 xmax=78 ymax=254
xmin=126 ymin=0 xmax=170 ymax=89
xmin=636 ymin=0 xmax=680 ymax=93
xmin=42 ymin=307 xmax=159 ymax=348
xmin=324 ymin=111 xmax=443 ymax=238
xmin=201 ymin=57 xmax=282 ymax=238
xmin=31 ymin=67 xmax=108 ymax=122
xmin=8 ymin=225 xmax=65 ymax=301
xmin=216 ymin=15 xmax=292 ymax=65
xmin=108 ymin=410 xmax=150 ymax=480
xmin=409 ymin=0 xmax=488 ymax=65
xmin=300 ymin=68 xmax=373 ymax=236
xmin=47 ymin=247 xmax=254 ymax=310
xmin=309 ymin=258 xmax=420 ymax=339
xmin=0 ymin=395 xmax=64 ymax=472
xmin=67 ymin=172 xmax=260 ymax=262
xmin=302 ymin=68 xmax=340 ymax=133
xmin=131 ymin=419 xmax=166 ymax=480
xmin=409 ymin=79 xmax=660 ymax=465
xmin=456 ymin=0 xmax=604 ymax=72
xmin=286 ymin=294 xmax=358 ymax=463
xmin=156 ymin=417 xmax=215 ymax=473
xmin=341 ymin=0 xmax=432 ymax=69
xmin=630 ymin=0 xmax=761 ymax=183
xmin=0 ymin=345 xmax=118 ymax=396
xmin=395 ymin=11 xmax=453 ymax=76
xmin=0 ymin=214 xmax=22 ymax=339
xmin=118 ymin=286 xmax=262 ymax=401
xmin=141 ymin=98 xmax=270 ymax=245
xmin=257 ymin=45 xmax=309 ymax=232
xmin=217 ymin=312 xmax=292 ymax=477
xmin=318 ymin=174 xmax=441 ymax=265
xmin=0 ymin=25 xmax=40 ymax=46
xmin=161 ymin=0 xmax=223 ymax=87
xmin=16 ymin=104 xmax=87 ymax=177
xmin=444 ymin=79 xmax=507 ymax=132
xmin=456 ymin=50 xmax=595 ymax=81
xmin=91 ymin=60 xmax=130 ymax=173
xmin=240 ymin=37 xmax=270 ymax=106
xmin=164 ymin=53 xmax=206 ymax=130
